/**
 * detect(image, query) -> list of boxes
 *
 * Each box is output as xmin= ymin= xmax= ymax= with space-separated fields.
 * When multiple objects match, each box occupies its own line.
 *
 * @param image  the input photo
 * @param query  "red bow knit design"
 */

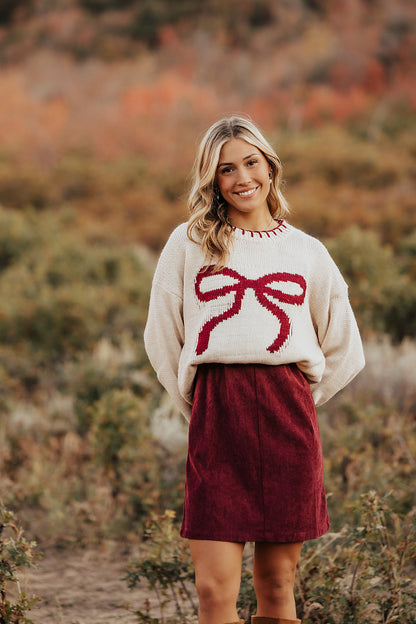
xmin=195 ymin=266 xmax=307 ymax=356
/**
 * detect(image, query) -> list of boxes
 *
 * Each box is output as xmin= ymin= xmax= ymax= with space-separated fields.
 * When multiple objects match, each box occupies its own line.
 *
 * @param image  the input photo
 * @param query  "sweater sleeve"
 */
xmin=143 ymin=226 xmax=192 ymax=421
xmin=309 ymin=247 xmax=365 ymax=406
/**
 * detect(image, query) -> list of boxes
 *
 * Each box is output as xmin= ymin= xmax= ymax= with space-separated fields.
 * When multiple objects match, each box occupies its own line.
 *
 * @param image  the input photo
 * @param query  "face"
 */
xmin=216 ymin=137 xmax=271 ymax=222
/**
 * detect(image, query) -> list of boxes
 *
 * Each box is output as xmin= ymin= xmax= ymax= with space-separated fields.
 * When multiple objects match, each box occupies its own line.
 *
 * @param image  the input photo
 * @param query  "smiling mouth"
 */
xmin=235 ymin=186 xmax=259 ymax=198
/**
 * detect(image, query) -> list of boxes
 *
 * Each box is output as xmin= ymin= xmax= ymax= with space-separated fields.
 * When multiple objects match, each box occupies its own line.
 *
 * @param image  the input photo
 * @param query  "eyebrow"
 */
xmin=217 ymin=152 xmax=261 ymax=168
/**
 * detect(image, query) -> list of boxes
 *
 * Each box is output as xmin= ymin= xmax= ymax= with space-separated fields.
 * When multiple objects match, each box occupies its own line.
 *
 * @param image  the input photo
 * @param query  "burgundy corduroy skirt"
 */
xmin=180 ymin=362 xmax=330 ymax=543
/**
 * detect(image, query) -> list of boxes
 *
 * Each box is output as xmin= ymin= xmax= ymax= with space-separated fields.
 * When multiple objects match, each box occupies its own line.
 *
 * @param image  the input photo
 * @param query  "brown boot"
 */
xmin=251 ymin=617 xmax=301 ymax=624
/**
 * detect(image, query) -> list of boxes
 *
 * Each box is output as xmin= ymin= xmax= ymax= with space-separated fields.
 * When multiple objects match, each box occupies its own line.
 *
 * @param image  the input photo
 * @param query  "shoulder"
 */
xmin=285 ymin=223 xmax=348 ymax=290
xmin=161 ymin=222 xmax=189 ymax=250
xmin=168 ymin=221 xmax=189 ymax=241
xmin=157 ymin=222 xmax=190 ymax=261
xmin=152 ymin=222 xmax=200 ymax=292
xmin=285 ymin=223 xmax=338 ymax=264
xmin=285 ymin=223 xmax=329 ymax=254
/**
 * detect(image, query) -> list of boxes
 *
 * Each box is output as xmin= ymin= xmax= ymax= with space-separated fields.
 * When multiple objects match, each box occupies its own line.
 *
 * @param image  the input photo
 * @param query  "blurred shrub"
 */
xmin=128 ymin=0 xmax=278 ymax=46
xmin=0 ymin=155 xmax=150 ymax=219
xmin=0 ymin=206 xmax=152 ymax=361
xmin=52 ymin=155 xmax=148 ymax=203
xmin=279 ymin=125 xmax=416 ymax=250
xmin=399 ymin=230 xmax=416 ymax=279
xmin=86 ymin=387 xmax=186 ymax=528
xmin=0 ymin=165 xmax=53 ymax=210
xmin=322 ymin=403 xmax=416 ymax=523
xmin=0 ymin=286 xmax=100 ymax=357
xmin=301 ymin=0 xmax=329 ymax=14
xmin=0 ymin=209 xmax=38 ymax=270
xmin=129 ymin=0 xmax=206 ymax=45
xmin=297 ymin=491 xmax=416 ymax=623
xmin=125 ymin=510 xmax=197 ymax=623
xmin=382 ymin=279 xmax=416 ymax=343
xmin=73 ymin=362 xmax=136 ymax=435
xmin=89 ymin=389 xmax=155 ymax=505
xmin=0 ymin=0 xmax=31 ymax=24
xmin=129 ymin=2 xmax=164 ymax=46
xmin=248 ymin=1 xmax=274 ymax=28
xmin=281 ymin=126 xmax=404 ymax=189
xmin=0 ymin=504 xmax=40 ymax=624
xmin=318 ymin=337 xmax=416 ymax=526
xmin=80 ymin=0 xmax=136 ymax=12
xmin=325 ymin=226 xmax=397 ymax=332
xmin=325 ymin=226 xmax=416 ymax=340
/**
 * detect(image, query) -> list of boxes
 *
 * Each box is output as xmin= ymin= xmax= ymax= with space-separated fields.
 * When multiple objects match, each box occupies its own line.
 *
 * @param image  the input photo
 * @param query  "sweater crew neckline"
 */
xmin=231 ymin=219 xmax=288 ymax=240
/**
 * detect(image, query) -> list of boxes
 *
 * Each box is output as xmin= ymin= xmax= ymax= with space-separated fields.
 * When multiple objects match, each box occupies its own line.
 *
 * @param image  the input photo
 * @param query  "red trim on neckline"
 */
xmin=232 ymin=219 xmax=287 ymax=238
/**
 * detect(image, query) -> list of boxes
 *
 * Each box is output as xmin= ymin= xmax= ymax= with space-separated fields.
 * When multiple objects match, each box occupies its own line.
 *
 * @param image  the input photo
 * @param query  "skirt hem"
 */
xmin=180 ymin=520 xmax=330 ymax=544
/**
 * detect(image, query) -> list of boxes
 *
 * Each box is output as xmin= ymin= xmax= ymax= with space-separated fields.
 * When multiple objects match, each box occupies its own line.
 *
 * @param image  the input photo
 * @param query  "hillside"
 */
xmin=0 ymin=0 xmax=415 ymax=248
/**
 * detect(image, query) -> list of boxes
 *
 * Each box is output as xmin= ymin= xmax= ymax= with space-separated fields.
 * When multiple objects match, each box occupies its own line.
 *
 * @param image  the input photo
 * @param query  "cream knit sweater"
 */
xmin=144 ymin=220 xmax=365 ymax=421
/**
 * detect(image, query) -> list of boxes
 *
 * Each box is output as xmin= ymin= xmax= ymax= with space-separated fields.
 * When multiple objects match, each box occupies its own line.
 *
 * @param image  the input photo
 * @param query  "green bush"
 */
xmin=297 ymin=492 xmax=416 ymax=623
xmin=319 ymin=372 xmax=416 ymax=526
xmin=325 ymin=226 xmax=416 ymax=339
xmin=0 ymin=504 xmax=40 ymax=624
xmin=280 ymin=127 xmax=404 ymax=189
xmin=0 ymin=166 xmax=53 ymax=211
xmin=73 ymin=363 xmax=136 ymax=435
xmin=87 ymin=386 xmax=188 ymax=530
xmin=129 ymin=0 xmax=208 ymax=45
xmin=0 ymin=210 xmax=38 ymax=271
xmin=126 ymin=494 xmax=416 ymax=624
xmin=80 ymin=0 xmax=136 ymax=12
xmin=0 ymin=282 xmax=105 ymax=358
xmin=89 ymin=389 xmax=155 ymax=502
xmin=0 ymin=206 xmax=152 ymax=361
xmin=382 ymin=278 xmax=416 ymax=343
xmin=125 ymin=510 xmax=197 ymax=623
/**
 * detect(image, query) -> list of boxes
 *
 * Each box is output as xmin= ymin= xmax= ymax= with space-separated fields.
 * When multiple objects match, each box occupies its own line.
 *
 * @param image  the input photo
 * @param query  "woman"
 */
xmin=144 ymin=116 xmax=365 ymax=624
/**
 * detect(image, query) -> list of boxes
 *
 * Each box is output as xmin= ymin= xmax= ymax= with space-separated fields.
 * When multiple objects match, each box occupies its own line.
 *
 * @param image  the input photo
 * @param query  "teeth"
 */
xmin=238 ymin=188 xmax=257 ymax=197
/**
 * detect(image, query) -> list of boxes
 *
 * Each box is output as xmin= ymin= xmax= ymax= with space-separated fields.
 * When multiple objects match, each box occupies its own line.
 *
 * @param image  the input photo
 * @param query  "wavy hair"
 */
xmin=187 ymin=115 xmax=289 ymax=269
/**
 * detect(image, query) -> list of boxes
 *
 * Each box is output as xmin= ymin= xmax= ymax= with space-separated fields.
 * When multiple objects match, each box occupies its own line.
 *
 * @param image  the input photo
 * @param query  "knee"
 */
xmin=195 ymin=574 xmax=239 ymax=611
xmin=254 ymin=565 xmax=296 ymax=605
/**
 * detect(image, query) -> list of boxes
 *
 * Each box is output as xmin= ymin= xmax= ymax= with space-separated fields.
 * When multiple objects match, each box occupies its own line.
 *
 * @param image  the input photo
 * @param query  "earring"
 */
xmin=269 ymin=172 xmax=272 ymax=183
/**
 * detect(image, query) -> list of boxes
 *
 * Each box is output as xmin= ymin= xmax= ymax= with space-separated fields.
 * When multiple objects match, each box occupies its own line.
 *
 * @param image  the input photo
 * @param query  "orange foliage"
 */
xmin=39 ymin=96 xmax=70 ymax=138
xmin=361 ymin=59 xmax=386 ymax=95
xmin=121 ymin=72 xmax=218 ymax=120
xmin=157 ymin=25 xmax=181 ymax=49
xmin=0 ymin=73 xmax=39 ymax=158
xmin=0 ymin=48 xmax=413 ymax=171
xmin=302 ymin=86 xmax=371 ymax=125
xmin=244 ymin=97 xmax=279 ymax=131
xmin=0 ymin=0 xmax=414 ymax=181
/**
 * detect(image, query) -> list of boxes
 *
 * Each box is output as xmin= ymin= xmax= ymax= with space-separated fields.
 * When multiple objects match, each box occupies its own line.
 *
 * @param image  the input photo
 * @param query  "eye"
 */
xmin=247 ymin=159 xmax=258 ymax=166
xmin=219 ymin=166 xmax=233 ymax=174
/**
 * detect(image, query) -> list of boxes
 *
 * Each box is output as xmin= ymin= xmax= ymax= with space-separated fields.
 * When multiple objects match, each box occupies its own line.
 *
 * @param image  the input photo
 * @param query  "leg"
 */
xmin=189 ymin=539 xmax=245 ymax=624
xmin=253 ymin=542 xmax=303 ymax=620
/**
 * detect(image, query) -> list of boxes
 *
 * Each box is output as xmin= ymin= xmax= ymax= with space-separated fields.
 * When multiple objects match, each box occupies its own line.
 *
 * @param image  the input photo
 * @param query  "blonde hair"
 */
xmin=187 ymin=115 xmax=289 ymax=269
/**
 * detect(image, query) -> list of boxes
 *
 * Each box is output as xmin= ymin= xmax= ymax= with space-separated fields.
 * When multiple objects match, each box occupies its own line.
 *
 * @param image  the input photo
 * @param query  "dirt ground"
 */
xmin=24 ymin=545 xmax=162 ymax=624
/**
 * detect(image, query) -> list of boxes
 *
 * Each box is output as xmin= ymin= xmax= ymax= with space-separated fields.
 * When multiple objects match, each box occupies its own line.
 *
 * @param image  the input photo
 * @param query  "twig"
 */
xmin=179 ymin=579 xmax=198 ymax=615
xmin=169 ymin=581 xmax=182 ymax=617
xmin=154 ymin=586 xmax=165 ymax=624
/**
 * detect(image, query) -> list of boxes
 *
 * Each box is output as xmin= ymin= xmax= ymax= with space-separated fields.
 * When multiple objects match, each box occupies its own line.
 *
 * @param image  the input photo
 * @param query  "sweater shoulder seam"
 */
xmin=152 ymin=280 xmax=182 ymax=300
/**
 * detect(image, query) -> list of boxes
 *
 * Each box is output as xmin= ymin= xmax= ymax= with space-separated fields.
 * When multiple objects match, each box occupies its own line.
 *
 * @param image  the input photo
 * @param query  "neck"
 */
xmin=228 ymin=211 xmax=276 ymax=232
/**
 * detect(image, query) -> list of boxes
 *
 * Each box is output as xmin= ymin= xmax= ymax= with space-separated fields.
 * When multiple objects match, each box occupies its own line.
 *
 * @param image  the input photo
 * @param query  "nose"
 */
xmin=236 ymin=166 xmax=252 ymax=185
